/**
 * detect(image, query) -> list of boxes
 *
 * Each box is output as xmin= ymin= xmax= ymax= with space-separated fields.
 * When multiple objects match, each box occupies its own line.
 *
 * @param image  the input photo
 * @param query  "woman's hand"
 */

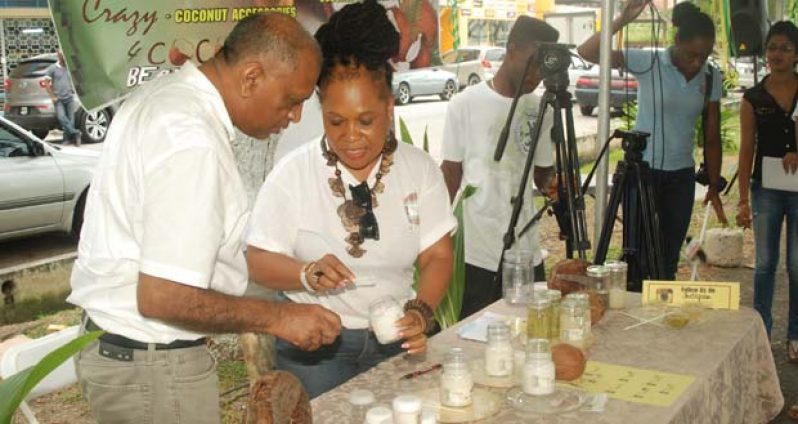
xmin=397 ymin=311 xmax=427 ymax=355
xmin=306 ymin=254 xmax=356 ymax=292
xmin=736 ymin=201 xmax=752 ymax=229
xmin=783 ymin=152 xmax=798 ymax=174
xmin=621 ymin=0 xmax=650 ymax=25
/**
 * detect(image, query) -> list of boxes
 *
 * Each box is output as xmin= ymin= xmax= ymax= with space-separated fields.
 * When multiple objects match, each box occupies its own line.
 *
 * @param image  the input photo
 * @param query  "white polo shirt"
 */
xmin=68 ymin=62 xmax=250 ymax=343
xmin=247 ymin=139 xmax=456 ymax=329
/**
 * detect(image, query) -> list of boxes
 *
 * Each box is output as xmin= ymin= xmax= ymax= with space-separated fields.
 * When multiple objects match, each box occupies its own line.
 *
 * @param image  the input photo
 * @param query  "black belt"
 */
xmin=85 ymin=318 xmax=207 ymax=350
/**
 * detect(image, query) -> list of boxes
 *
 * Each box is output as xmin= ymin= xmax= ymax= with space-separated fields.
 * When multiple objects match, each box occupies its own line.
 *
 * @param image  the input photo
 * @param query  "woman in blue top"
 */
xmin=738 ymin=22 xmax=798 ymax=360
xmin=578 ymin=1 xmax=727 ymax=281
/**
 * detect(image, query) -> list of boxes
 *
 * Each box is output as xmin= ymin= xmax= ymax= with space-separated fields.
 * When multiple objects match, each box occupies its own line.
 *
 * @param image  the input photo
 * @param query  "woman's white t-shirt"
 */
xmin=247 ymin=138 xmax=457 ymax=329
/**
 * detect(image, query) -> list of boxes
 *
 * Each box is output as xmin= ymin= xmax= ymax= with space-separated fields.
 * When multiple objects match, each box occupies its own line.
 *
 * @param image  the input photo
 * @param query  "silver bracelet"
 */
xmin=299 ymin=262 xmax=317 ymax=293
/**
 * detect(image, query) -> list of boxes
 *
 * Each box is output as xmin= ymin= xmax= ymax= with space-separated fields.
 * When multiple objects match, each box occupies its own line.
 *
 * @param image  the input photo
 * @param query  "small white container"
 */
xmin=392 ymin=394 xmax=422 ymax=424
xmin=365 ymin=405 xmax=394 ymax=424
xmin=440 ymin=348 xmax=473 ymax=407
xmin=370 ymin=296 xmax=405 ymax=344
xmin=485 ymin=322 xmax=513 ymax=377
xmin=522 ymin=338 xmax=555 ymax=396
xmin=349 ymin=389 xmax=375 ymax=423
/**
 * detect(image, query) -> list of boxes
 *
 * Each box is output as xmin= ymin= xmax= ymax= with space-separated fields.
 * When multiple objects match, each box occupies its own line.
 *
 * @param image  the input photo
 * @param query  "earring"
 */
xmin=320 ymin=136 xmax=337 ymax=165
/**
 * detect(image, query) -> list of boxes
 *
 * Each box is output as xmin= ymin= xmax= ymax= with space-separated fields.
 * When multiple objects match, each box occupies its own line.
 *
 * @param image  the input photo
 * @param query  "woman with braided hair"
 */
xmin=245 ymin=0 xmax=455 ymax=398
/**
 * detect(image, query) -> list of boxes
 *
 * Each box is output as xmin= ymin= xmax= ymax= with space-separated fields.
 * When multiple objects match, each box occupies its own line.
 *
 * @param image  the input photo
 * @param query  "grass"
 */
xmin=1 ymin=290 xmax=73 ymax=326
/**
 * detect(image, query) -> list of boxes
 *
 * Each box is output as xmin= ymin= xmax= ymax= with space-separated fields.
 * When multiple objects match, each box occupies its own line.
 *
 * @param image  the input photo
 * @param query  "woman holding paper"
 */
xmin=244 ymin=0 xmax=455 ymax=398
xmin=737 ymin=22 xmax=798 ymax=360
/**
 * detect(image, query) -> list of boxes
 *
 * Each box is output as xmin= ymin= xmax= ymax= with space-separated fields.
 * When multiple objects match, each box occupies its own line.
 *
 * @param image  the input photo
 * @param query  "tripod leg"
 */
xmin=563 ymin=100 xmax=591 ymax=257
xmin=494 ymin=92 xmax=552 ymax=282
xmin=551 ymin=100 xmax=577 ymax=259
xmin=594 ymin=162 xmax=628 ymax=264
xmin=637 ymin=164 xmax=665 ymax=279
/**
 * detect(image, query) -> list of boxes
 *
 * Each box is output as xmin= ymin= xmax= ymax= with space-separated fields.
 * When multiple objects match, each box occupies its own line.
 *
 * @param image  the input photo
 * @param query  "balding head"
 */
xmin=202 ymin=13 xmax=321 ymax=140
xmin=221 ymin=12 xmax=320 ymax=69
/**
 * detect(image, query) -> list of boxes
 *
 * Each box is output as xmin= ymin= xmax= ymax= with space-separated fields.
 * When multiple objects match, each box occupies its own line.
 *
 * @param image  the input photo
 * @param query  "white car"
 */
xmin=0 ymin=116 xmax=98 ymax=241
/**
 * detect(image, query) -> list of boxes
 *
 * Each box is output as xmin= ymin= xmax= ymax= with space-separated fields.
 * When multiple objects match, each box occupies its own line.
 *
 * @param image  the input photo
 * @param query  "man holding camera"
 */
xmin=441 ymin=16 xmax=559 ymax=319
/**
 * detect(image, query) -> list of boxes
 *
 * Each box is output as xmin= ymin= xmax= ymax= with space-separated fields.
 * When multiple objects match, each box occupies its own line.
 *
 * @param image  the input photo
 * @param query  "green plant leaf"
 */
xmin=0 ymin=330 xmax=103 ymax=423
xmin=423 ymin=125 xmax=430 ymax=153
xmin=399 ymin=118 xmax=413 ymax=146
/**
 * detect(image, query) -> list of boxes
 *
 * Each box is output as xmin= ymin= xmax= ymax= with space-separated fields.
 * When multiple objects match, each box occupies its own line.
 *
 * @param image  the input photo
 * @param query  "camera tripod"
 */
xmin=592 ymin=130 xmax=665 ymax=291
xmin=493 ymin=63 xmax=591 ymax=280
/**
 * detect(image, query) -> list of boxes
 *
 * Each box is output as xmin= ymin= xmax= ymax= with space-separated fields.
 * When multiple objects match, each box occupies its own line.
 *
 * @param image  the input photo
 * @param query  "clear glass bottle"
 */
xmin=369 ymin=296 xmax=404 ymax=344
xmin=547 ymin=289 xmax=562 ymax=341
xmin=349 ymin=389 xmax=375 ymax=423
xmin=566 ymin=292 xmax=592 ymax=341
xmin=392 ymin=394 xmax=421 ymax=424
xmin=559 ymin=297 xmax=587 ymax=349
xmin=526 ymin=296 xmax=551 ymax=339
xmin=502 ymin=250 xmax=533 ymax=304
xmin=605 ymin=260 xmax=628 ymax=309
xmin=523 ymin=338 xmax=556 ymax=396
xmin=586 ymin=265 xmax=610 ymax=309
xmin=440 ymin=348 xmax=473 ymax=407
xmin=485 ymin=322 xmax=513 ymax=377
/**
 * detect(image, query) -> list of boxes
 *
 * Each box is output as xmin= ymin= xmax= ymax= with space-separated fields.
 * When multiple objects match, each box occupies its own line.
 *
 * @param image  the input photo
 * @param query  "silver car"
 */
xmin=3 ymin=53 xmax=116 ymax=144
xmin=0 ymin=116 xmax=98 ymax=241
xmin=439 ymin=46 xmax=505 ymax=88
xmin=392 ymin=68 xmax=458 ymax=105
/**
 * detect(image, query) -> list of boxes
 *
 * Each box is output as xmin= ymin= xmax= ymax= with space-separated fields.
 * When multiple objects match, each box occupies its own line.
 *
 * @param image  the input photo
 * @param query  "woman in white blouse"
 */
xmin=245 ymin=0 xmax=455 ymax=398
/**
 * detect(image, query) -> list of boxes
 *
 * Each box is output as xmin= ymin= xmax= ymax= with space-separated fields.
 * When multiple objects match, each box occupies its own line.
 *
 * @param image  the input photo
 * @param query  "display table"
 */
xmin=311 ymin=295 xmax=783 ymax=423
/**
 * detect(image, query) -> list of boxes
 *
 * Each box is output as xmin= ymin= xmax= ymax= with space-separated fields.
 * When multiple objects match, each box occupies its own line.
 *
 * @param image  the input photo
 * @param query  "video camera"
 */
xmin=616 ymin=129 xmax=649 ymax=153
xmin=535 ymin=42 xmax=575 ymax=78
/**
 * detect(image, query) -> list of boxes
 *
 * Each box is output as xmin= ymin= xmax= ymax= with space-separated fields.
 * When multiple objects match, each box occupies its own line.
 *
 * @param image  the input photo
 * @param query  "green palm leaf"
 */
xmin=0 ymin=331 xmax=103 ymax=424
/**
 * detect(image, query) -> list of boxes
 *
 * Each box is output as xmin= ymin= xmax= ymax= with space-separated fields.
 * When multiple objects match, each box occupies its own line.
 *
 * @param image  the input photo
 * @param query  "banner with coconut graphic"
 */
xmin=48 ymin=0 xmax=443 ymax=111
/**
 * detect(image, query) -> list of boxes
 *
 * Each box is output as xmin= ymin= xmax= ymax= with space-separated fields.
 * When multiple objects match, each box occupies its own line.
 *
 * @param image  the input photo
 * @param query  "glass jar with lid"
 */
xmin=559 ymin=297 xmax=587 ymax=349
xmin=586 ymin=265 xmax=610 ymax=310
xmin=485 ymin=322 xmax=514 ymax=377
xmin=604 ymin=260 xmax=628 ymax=309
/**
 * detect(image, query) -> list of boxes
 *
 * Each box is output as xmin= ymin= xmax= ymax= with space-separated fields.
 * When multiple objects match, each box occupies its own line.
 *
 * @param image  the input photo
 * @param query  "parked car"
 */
xmin=392 ymin=68 xmax=458 ymax=105
xmin=574 ymin=68 xmax=638 ymax=116
xmin=0 ymin=115 xmax=98 ymax=241
xmin=439 ymin=46 xmax=505 ymax=88
xmin=4 ymin=53 xmax=117 ymax=144
xmin=533 ymin=51 xmax=594 ymax=99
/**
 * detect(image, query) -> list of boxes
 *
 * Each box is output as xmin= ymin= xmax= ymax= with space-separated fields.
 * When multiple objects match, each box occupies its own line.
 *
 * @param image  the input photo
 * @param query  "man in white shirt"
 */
xmin=441 ymin=16 xmax=559 ymax=319
xmin=68 ymin=13 xmax=341 ymax=423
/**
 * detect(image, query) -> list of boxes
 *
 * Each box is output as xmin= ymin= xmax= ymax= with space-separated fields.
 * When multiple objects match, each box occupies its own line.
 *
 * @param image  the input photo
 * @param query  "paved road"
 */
xmin=2 ymin=96 xmax=601 ymax=269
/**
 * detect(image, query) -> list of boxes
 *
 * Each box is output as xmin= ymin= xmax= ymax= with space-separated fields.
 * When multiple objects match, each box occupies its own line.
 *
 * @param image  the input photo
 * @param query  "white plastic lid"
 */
xmin=365 ymin=406 xmax=393 ymax=424
xmin=349 ymin=389 xmax=375 ymax=406
xmin=420 ymin=409 xmax=437 ymax=424
xmin=392 ymin=394 xmax=422 ymax=413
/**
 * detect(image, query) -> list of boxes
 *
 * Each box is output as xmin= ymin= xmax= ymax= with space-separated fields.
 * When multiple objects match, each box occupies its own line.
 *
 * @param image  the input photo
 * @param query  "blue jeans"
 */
xmin=276 ymin=328 xmax=403 ymax=399
xmin=751 ymin=181 xmax=798 ymax=339
xmin=650 ymin=167 xmax=696 ymax=280
xmin=55 ymin=97 xmax=79 ymax=140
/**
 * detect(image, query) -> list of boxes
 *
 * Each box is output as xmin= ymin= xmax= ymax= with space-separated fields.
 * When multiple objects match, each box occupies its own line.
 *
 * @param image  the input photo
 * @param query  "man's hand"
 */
xmin=783 ymin=153 xmax=798 ymax=174
xmin=270 ymin=303 xmax=342 ymax=351
xmin=703 ymin=186 xmax=728 ymax=226
xmin=544 ymin=174 xmax=559 ymax=201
